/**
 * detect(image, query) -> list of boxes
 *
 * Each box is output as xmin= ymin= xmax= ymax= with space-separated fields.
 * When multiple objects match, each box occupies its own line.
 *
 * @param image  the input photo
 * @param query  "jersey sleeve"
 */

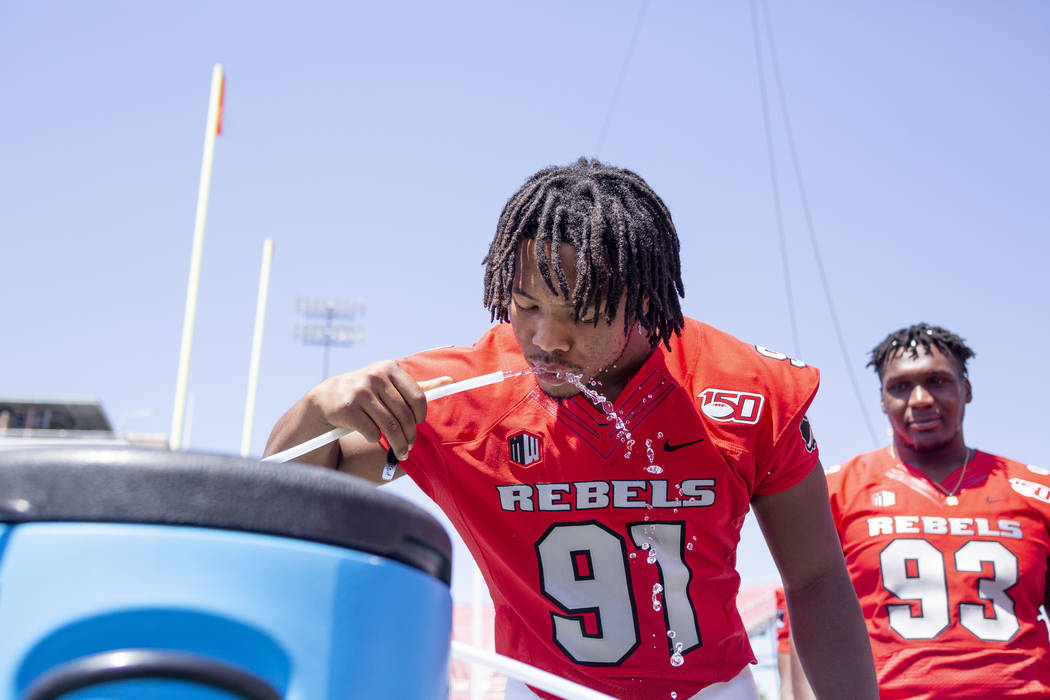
xmin=683 ymin=325 xmax=821 ymax=497
xmin=750 ymin=355 xmax=821 ymax=495
xmin=754 ymin=409 xmax=820 ymax=495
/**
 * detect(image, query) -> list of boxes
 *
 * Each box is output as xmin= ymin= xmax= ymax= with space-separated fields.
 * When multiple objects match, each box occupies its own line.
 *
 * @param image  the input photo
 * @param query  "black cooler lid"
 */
xmin=0 ymin=446 xmax=451 ymax=584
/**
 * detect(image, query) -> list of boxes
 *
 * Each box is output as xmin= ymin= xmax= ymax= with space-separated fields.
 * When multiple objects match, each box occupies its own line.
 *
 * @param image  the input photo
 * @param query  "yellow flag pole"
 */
xmin=170 ymin=63 xmax=224 ymax=450
xmin=241 ymin=238 xmax=275 ymax=457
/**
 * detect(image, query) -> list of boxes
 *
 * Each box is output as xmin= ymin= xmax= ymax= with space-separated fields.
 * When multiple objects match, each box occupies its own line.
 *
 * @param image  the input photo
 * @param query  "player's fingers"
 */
xmin=320 ymin=361 xmax=421 ymax=458
xmin=334 ymin=402 xmax=385 ymax=446
xmin=366 ymin=382 xmax=421 ymax=461
xmin=387 ymin=369 xmax=452 ymax=425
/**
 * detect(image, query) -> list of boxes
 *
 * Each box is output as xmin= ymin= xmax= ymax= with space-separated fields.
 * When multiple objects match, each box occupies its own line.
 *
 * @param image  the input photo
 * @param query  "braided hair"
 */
xmin=868 ymin=323 xmax=976 ymax=378
xmin=482 ymin=158 xmax=685 ymax=349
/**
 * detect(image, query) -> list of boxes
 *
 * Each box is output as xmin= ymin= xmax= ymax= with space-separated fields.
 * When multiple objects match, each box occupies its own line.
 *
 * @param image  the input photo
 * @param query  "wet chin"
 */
xmin=538 ymin=380 xmax=580 ymax=399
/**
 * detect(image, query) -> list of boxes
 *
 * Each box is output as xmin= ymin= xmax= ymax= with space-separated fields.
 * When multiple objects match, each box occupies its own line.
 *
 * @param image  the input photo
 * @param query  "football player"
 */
xmin=794 ymin=323 xmax=1050 ymax=699
xmin=266 ymin=159 xmax=877 ymax=699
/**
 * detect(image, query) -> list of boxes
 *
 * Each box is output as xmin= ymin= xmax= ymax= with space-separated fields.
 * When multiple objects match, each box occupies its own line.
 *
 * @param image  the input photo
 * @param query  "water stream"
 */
xmin=559 ymin=371 xmax=687 ymax=674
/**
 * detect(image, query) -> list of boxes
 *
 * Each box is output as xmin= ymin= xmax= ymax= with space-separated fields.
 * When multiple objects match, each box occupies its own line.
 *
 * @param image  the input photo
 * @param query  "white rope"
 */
xmin=449 ymin=641 xmax=617 ymax=700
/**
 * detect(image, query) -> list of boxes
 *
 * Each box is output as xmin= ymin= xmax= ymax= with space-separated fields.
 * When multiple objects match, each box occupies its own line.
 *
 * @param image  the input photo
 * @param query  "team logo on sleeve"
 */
xmin=697 ymin=389 xmax=764 ymax=424
xmin=1009 ymin=477 xmax=1050 ymax=503
xmin=754 ymin=345 xmax=807 ymax=368
xmin=799 ymin=415 xmax=817 ymax=452
xmin=508 ymin=430 xmax=543 ymax=468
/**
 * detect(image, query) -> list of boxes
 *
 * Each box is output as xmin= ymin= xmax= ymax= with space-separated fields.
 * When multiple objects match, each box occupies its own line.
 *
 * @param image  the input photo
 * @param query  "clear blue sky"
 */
xmin=3 ymin=1 xmax=1048 ymax=598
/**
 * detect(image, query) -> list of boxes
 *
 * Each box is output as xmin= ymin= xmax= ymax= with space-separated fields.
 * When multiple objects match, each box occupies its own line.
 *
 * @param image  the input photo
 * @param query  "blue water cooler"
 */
xmin=0 ymin=447 xmax=453 ymax=699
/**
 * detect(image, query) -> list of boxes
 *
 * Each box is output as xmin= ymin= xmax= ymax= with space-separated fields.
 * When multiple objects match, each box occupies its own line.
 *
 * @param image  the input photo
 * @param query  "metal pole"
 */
xmin=170 ymin=63 xmax=225 ymax=450
xmin=241 ymin=238 xmax=275 ymax=457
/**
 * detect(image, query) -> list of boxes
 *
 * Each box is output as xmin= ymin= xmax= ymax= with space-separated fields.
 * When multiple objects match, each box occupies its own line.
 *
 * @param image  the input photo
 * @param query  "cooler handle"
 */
xmin=22 ymin=648 xmax=282 ymax=700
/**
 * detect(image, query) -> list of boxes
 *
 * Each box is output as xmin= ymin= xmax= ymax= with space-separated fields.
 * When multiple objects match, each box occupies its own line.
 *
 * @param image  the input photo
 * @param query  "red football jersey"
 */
xmin=394 ymin=319 xmax=820 ymax=699
xmin=826 ymin=448 xmax=1050 ymax=699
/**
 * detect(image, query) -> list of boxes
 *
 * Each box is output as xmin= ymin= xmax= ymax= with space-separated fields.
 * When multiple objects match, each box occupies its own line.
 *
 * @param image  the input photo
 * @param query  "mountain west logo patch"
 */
xmin=508 ymin=431 xmax=543 ymax=468
xmin=697 ymin=388 xmax=765 ymax=424
xmin=799 ymin=415 xmax=817 ymax=452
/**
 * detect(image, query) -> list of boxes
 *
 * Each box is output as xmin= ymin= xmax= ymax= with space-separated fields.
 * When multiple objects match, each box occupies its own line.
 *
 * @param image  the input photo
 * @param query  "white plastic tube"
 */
xmin=420 ymin=370 xmax=505 ymax=401
xmin=262 ymin=370 xmax=518 ymax=464
xmin=449 ymin=641 xmax=617 ymax=700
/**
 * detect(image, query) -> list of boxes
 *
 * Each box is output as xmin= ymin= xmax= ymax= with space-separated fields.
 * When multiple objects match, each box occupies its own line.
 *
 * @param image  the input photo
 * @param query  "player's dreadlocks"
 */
xmin=868 ymin=323 xmax=976 ymax=378
xmin=483 ymin=158 xmax=685 ymax=349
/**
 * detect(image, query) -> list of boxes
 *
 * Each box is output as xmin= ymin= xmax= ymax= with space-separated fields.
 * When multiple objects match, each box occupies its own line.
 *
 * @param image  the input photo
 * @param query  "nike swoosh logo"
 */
xmin=664 ymin=439 xmax=705 ymax=452
xmin=987 ymin=497 xmax=1008 ymax=503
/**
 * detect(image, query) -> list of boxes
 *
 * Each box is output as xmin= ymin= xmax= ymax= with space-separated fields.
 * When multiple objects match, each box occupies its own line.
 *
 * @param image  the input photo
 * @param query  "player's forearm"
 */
xmin=786 ymin=567 xmax=878 ymax=700
xmin=263 ymin=389 xmax=341 ymax=468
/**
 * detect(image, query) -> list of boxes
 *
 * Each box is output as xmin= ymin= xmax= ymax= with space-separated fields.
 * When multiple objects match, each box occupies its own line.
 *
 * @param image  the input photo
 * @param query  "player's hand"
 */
xmin=306 ymin=360 xmax=452 ymax=460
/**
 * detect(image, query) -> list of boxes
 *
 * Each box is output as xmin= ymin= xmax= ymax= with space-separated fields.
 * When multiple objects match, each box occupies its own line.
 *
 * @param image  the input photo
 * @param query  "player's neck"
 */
xmin=593 ymin=331 xmax=656 ymax=402
xmin=891 ymin=436 xmax=970 ymax=481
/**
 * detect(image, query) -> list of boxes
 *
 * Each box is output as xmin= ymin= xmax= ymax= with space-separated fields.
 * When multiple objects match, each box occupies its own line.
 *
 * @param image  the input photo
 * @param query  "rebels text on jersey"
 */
xmin=826 ymin=449 xmax=1050 ymax=699
xmin=391 ymin=319 xmax=820 ymax=699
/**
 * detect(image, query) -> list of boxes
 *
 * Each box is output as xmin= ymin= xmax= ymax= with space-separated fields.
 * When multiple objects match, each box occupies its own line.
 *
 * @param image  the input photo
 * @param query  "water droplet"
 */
xmin=629 ymin=552 xmax=637 ymax=559
xmin=652 ymin=583 xmax=664 ymax=594
xmin=657 ymin=431 xmax=664 ymax=439
xmin=671 ymin=693 xmax=678 ymax=699
xmin=670 ymin=653 xmax=684 ymax=667
xmin=667 ymin=630 xmax=677 ymax=639
xmin=673 ymin=508 xmax=678 ymax=513
xmin=646 ymin=465 xmax=664 ymax=474
xmin=653 ymin=601 xmax=662 ymax=612
xmin=640 ymin=542 xmax=650 ymax=550
xmin=686 ymin=542 xmax=694 ymax=550
xmin=647 ymin=552 xmax=658 ymax=564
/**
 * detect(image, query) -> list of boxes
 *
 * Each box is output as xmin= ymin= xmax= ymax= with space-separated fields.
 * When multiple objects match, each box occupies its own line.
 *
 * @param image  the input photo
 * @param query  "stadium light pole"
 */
xmin=294 ymin=296 xmax=365 ymax=381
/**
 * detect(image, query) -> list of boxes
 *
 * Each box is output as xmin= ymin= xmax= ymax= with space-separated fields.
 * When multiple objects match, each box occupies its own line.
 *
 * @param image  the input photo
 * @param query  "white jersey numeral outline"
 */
xmin=879 ymin=538 xmax=1020 ymax=642
xmin=536 ymin=520 xmax=701 ymax=665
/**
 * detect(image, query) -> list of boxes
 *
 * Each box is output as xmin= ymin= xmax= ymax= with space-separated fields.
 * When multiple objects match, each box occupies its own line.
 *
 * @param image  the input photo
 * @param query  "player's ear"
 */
xmin=964 ymin=378 xmax=973 ymax=404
